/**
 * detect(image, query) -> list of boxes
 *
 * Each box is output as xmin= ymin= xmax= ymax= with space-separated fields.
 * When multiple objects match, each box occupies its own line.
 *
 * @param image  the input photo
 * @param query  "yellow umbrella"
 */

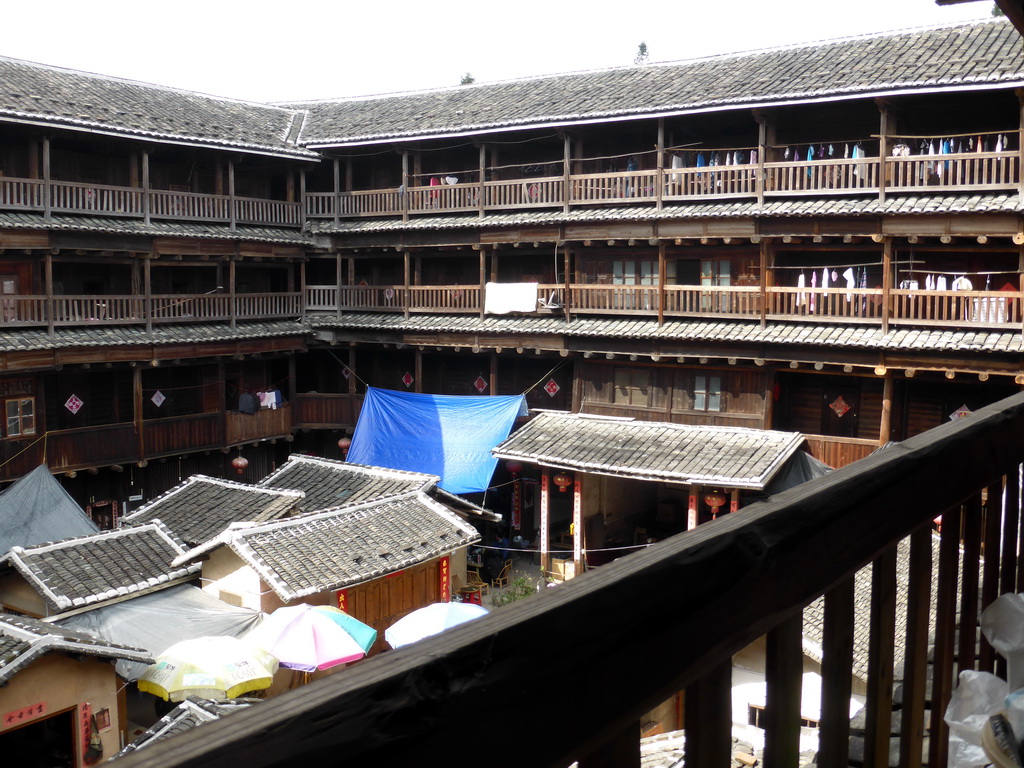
xmin=138 ymin=636 xmax=279 ymax=701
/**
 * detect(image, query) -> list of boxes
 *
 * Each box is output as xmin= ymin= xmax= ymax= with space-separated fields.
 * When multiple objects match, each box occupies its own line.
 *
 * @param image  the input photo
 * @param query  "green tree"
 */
xmin=634 ymin=42 xmax=649 ymax=66
xmin=460 ymin=72 xmax=475 ymax=85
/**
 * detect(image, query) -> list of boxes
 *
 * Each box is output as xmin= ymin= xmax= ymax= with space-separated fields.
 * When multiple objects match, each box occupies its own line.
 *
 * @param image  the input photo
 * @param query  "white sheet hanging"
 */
xmin=484 ymin=282 xmax=538 ymax=314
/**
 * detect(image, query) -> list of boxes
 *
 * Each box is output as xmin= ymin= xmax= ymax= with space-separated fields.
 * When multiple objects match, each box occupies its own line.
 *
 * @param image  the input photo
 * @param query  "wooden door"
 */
xmin=0 ymin=275 xmax=17 ymax=322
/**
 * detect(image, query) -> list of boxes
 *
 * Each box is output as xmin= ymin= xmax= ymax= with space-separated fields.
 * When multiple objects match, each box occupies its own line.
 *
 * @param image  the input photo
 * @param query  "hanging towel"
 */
xmin=843 ymin=267 xmax=855 ymax=302
xmin=821 ymin=267 xmax=829 ymax=290
xmin=484 ymin=282 xmax=538 ymax=314
xmin=937 ymin=275 xmax=948 ymax=291
xmin=797 ymin=272 xmax=805 ymax=307
xmin=810 ymin=271 xmax=817 ymax=312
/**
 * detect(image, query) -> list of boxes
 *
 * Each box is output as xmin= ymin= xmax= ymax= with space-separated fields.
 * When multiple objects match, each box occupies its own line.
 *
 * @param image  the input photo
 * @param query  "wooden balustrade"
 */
xmin=407 ymin=285 xmax=480 ymax=312
xmin=483 ymin=177 xmax=563 ymax=209
xmin=764 ymin=157 xmax=878 ymax=194
xmin=406 ymin=182 xmax=479 ymax=214
xmin=292 ymin=393 xmax=364 ymax=428
xmin=0 ymin=295 xmax=48 ymax=325
xmin=52 ymin=296 xmax=145 ymax=325
xmin=890 ymin=288 xmax=1022 ymax=328
xmin=113 ymin=392 xmax=1024 ymax=768
xmin=662 ymin=285 xmax=761 ymax=317
xmin=305 ymin=285 xmax=338 ymax=311
xmin=570 ymin=170 xmax=660 ymax=204
xmin=570 ymin=284 xmax=660 ymax=314
xmin=226 ymin=402 xmax=291 ymax=445
xmin=235 ymin=197 xmax=302 ymax=226
xmin=234 ymin=292 xmax=302 ymax=318
xmin=45 ymin=423 xmax=138 ymax=473
xmin=143 ymin=412 xmax=223 ymax=457
xmin=337 ymin=285 xmax=406 ymax=312
xmin=149 ymin=295 xmax=231 ymax=323
xmin=49 ymin=180 xmax=143 ymax=216
xmin=662 ymin=164 xmax=758 ymax=199
xmin=886 ymin=151 xmax=1019 ymax=192
xmin=0 ymin=177 xmax=44 ymax=210
xmin=765 ymin=286 xmax=885 ymax=323
xmin=149 ymin=189 xmax=229 ymax=222
xmin=802 ymin=434 xmax=879 ymax=469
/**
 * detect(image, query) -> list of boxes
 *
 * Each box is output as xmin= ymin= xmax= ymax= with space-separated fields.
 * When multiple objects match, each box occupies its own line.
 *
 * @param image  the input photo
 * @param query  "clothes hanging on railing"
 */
xmin=239 ymin=391 xmax=257 ymax=415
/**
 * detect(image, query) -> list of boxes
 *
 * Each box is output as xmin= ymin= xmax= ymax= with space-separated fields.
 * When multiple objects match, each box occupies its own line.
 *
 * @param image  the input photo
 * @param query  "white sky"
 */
xmin=1 ymin=0 xmax=999 ymax=104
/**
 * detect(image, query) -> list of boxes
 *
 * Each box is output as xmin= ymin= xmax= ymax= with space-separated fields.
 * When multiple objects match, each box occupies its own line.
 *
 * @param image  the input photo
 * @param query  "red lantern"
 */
xmin=506 ymin=460 xmax=523 ymax=477
xmin=338 ymin=437 xmax=351 ymax=456
xmin=231 ymin=456 xmax=249 ymax=475
xmin=704 ymin=490 xmax=727 ymax=508
xmin=552 ymin=472 xmax=573 ymax=492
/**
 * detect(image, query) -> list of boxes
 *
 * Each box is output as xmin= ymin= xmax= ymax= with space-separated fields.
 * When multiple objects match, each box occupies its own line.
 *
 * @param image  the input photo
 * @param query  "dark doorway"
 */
xmin=1 ymin=707 xmax=75 ymax=767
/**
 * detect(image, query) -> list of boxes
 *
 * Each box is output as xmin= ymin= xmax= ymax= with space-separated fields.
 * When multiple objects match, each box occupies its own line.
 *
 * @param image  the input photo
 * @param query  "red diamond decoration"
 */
xmin=474 ymin=376 xmax=488 ymax=393
xmin=829 ymin=395 xmax=851 ymax=418
xmin=402 ymin=372 xmax=414 ymax=388
xmin=65 ymin=394 xmax=84 ymax=415
xmin=544 ymin=379 xmax=560 ymax=397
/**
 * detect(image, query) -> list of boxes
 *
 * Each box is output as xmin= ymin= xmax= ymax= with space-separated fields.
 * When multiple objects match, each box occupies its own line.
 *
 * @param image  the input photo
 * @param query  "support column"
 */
xmin=42 ymin=136 xmax=51 ymax=221
xmin=45 ymin=250 xmax=54 ymax=338
xmin=479 ymin=247 xmax=486 ymax=321
xmin=414 ymin=347 xmax=423 ymax=394
xmin=760 ymin=237 xmax=771 ymax=328
xmin=332 ymin=157 xmax=341 ymax=226
xmin=540 ymin=469 xmax=551 ymax=574
xmin=299 ymin=168 xmax=307 ymax=231
xmin=657 ymin=241 xmax=666 ymax=327
xmin=881 ymin=236 xmax=892 ymax=335
xmin=563 ymin=132 xmax=572 ymax=214
xmin=572 ymin=476 xmax=583 ymax=575
xmin=478 ymin=143 xmax=486 ymax=218
xmin=656 ymin=118 xmax=665 ymax=211
xmin=401 ymin=150 xmax=411 ymax=222
xmin=403 ymin=250 xmax=411 ymax=321
xmin=144 ymin=256 xmax=153 ymax=333
xmin=229 ymin=253 xmax=237 ymax=330
xmin=754 ymin=110 xmax=770 ymax=207
xmin=228 ymin=159 xmax=237 ymax=231
xmin=335 ymin=252 xmax=343 ymax=320
xmin=879 ymin=372 xmax=894 ymax=445
xmin=134 ymin=364 xmax=145 ymax=464
xmin=489 ymin=350 xmax=497 ymax=397
xmin=687 ymin=484 xmax=699 ymax=530
xmin=563 ymin=243 xmax=572 ymax=323
xmin=142 ymin=150 xmax=151 ymax=224
xmin=877 ymin=98 xmax=891 ymax=204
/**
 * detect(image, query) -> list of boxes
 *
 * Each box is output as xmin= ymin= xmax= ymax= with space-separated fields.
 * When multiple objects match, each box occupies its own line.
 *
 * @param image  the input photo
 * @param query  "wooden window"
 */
xmin=5 ymin=397 xmax=34 ymax=437
xmin=614 ymin=369 xmax=650 ymax=406
xmin=694 ymin=375 xmax=722 ymax=412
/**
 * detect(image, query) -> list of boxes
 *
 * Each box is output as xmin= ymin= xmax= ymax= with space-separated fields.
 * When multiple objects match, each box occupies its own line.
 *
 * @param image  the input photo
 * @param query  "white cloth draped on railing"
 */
xmin=484 ymin=282 xmax=537 ymax=314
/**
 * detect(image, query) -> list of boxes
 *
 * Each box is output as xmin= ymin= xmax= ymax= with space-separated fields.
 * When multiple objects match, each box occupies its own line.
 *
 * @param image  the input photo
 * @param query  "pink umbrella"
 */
xmin=244 ymin=604 xmax=376 ymax=672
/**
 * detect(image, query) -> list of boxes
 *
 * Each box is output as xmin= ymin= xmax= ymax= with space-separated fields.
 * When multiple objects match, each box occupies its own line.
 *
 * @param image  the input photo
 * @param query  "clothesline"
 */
xmin=885 ymin=129 xmax=1014 ymax=141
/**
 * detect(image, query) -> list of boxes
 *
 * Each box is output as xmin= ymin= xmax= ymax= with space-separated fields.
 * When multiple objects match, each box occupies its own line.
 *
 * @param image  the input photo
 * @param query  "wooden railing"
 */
xmin=570 ymin=170 xmax=660 ymax=205
xmin=765 ymin=287 xmax=885 ymax=324
xmin=663 ymin=164 xmax=758 ymax=199
xmin=484 ymin=176 xmax=563 ymax=209
xmin=292 ymin=393 xmax=364 ymax=428
xmin=225 ymin=403 xmax=291 ymax=445
xmin=143 ymin=412 xmax=223 ymax=458
xmin=0 ymin=177 xmax=302 ymax=228
xmin=886 ymin=150 xmax=1019 ymax=192
xmin=112 ymin=392 xmax=1024 ymax=768
xmin=407 ymin=285 xmax=481 ymax=313
xmin=663 ymin=285 xmax=761 ymax=318
xmin=803 ymin=434 xmax=879 ymax=469
xmin=890 ymin=288 xmax=1022 ymax=328
xmin=570 ymin=284 xmax=660 ymax=314
xmin=764 ymin=157 xmax=879 ymax=194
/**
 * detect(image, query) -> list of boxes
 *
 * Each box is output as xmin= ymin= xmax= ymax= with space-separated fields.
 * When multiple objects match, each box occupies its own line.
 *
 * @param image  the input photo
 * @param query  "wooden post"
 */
xmin=760 ymin=237 xmax=770 ymax=329
xmin=656 ymin=118 xmax=665 ymax=211
xmin=42 ymin=136 xmax=51 ymax=221
xmin=401 ymin=151 xmax=410 ymax=222
xmin=299 ymin=168 xmax=307 ymax=231
xmin=572 ymin=477 xmax=583 ymax=575
xmin=144 ymin=256 xmax=153 ymax=333
xmin=45 ymin=250 xmax=54 ymax=338
xmin=333 ymin=158 xmax=341 ymax=227
xmin=133 ymin=364 xmax=145 ymax=464
xmin=684 ymin=662 xmax=732 ymax=768
xmin=489 ymin=350 xmax=497 ymax=399
xmin=818 ymin=577 xmax=854 ymax=768
xmin=345 ymin=159 xmax=353 ymax=193
xmin=348 ymin=347 xmax=357 ymax=397
xmin=142 ymin=150 xmax=151 ymax=224
xmin=881 ymin=237 xmax=892 ymax=335
xmin=1017 ymin=89 xmax=1024 ymax=200
xmin=754 ymin=111 xmax=769 ymax=207
xmin=229 ymin=254 xmax=237 ymax=330
xmin=898 ymin=526 xmax=933 ymax=768
xmin=657 ymin=241 xmax=666 ymax=327
xmin=687 ymin=485 xmax=699 ymax=530
xmin=414 ymin=348 xmax=422 ymax=394
xmin=863 ymin=543 xmax=896 ymax=768
xmin=929 ymin=502 xmax=963 ymax=768
xmin=563 ymin=132 xmax=572 ymax=214
xmin=877 ymin=98 xmax=890 ymax=204
xmin=403 ymin=250 xmax=411 ymax=321
xmin=540 ymin=469 xmax=551 ymax=574
xmin=563 ymin=243 xmax=572 ymax=323
xmin=879 ymin=372 xmax=893 ymax=445
xmin=479 ymin=247 xmax=486 ymax=321
xmin=764 ymin=611 xmax=803 ymax=768
xmin=335 ymin=252 xmax=343 ymax=320
xmin=228 ymin=159 xmax=237 ymax=231
xmin=478 ymin=143 xmax=486 ymax=218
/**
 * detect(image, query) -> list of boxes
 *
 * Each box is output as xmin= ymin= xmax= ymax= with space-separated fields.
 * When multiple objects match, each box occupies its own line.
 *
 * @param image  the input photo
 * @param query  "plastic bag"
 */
xmin=945 ymin=670 xmax=1009 ymax=767
xmin=983 ymin=594 xmax=1024 ymax=692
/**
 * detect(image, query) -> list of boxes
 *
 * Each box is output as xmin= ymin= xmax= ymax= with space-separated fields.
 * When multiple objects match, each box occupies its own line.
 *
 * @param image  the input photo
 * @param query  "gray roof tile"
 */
xmin=0 ymin=521 xmax=200 ymax=612
xmin=0 ymin=57 xmax=315 ymax=158
xmin=290 ymin=21 xmax=1024 ymax=146
xmin=0 ymin=613 xmax=152 ymax=684
xmin=123 ymin=475 xmax=303 ymax=546
xmin=493 ymin=411 xmax=804 ymax=488
xmin=177 ymin=491 xmax=480 ymax=601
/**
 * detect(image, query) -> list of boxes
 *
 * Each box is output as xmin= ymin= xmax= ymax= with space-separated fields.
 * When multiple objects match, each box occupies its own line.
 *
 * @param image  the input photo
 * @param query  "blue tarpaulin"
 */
xmin=347 ymin=387 xmax=527 ymax=494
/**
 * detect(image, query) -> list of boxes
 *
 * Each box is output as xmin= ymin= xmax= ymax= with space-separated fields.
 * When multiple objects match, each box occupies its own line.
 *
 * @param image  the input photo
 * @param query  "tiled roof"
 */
xmin=0 ymin=212 xmax=310 ymax=244
xmin=492 ymin=411 xmax=804 ymax=488
xmin=114 ymin=698 xmax=256 ymax=759
xmin=0 ymin=521 xmax=200 ymax=613
xmin=0 ymin=56 xmax=316 ymax=158
xmin=307 ymin=193 xmax=1023 ymax=236
xmin=175 ymin=491 xmax=480 ymax=600
xmin=290 ymin=20 xmax=1024 ymax=146
xmin=307 ymin=313 xmax=1024 ymax=355
xmin=0 ymin=612 xmax=152 ymax=684
xmin=257 ymin=454 xmax=436 ymax=513
xmin=123 ymin=475 xmax=303 ymax=546
xmin=0 ymin=319 xmax=307 ymax=353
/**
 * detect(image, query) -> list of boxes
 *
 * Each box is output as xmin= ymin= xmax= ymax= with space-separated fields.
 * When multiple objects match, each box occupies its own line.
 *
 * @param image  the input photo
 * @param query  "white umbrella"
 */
xmin=137 ymin=636 xmax=279 ymax=701
xmin=384 ymin=602 xmax=489 ymax=649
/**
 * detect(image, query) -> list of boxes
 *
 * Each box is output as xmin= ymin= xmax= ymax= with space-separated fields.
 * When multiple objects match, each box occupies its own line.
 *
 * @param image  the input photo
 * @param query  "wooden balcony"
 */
xmin=143 ymin=412 xmax=223 ymax=458
xmin=111 ymin=391 xmax=1024 ymax=768
xmin=0 ymin=292 xmax=301 ymax=330
xmin=0 ymin=177 xmax=302 ymax=228
xmin=225 ymin=403 xmax=291 ymax=445
xmin=292 ymin=393 xmax=364 ymax=428
xmin=306 ymin=281 xmax=1024 ymax=335
xmin=304 ymin=135 xmax=1023 ymax=220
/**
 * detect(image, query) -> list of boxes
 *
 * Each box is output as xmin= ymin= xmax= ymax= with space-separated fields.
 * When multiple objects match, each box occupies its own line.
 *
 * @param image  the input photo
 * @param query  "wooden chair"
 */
xmin=491 ymin=559 xmax=513 ymax=589
xmin=467 ymin=565 xmax=490 ymax=595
